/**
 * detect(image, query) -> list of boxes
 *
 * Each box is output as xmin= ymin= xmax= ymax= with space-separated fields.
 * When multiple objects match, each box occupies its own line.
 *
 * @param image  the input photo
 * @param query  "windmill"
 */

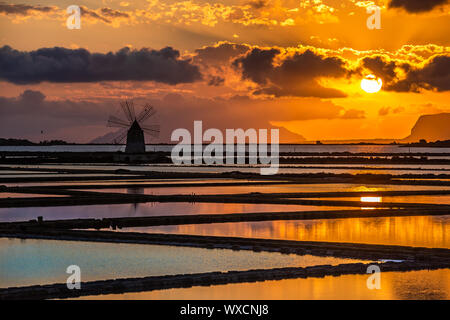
xmin=107 ymin=100 xmax=160 ymax=153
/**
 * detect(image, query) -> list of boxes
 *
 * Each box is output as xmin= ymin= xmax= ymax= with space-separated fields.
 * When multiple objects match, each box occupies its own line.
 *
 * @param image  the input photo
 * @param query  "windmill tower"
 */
xmin=107 ymin=100 xmax=160 ymax=154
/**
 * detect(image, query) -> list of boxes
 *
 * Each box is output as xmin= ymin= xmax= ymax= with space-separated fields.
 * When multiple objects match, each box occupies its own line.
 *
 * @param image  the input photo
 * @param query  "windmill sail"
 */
xmin=107 ymin=100 xmax=160 ymax=152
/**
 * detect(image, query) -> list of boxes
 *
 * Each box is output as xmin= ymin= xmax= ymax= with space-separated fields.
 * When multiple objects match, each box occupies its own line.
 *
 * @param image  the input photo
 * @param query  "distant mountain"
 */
xmin=271 ymin=126 xmax=306 ymax=144
xmin=91 ymin=126 xmax=305 ymax=144
xmin=0 ymin=138 xmax=69 ymax=146
xmin=90 ymin=130 xmax=121 ymax=144
xmin=0 ymin=138 xmax=35 ymax=146
xmin=403 ymin=113 xmax=450 ymax=143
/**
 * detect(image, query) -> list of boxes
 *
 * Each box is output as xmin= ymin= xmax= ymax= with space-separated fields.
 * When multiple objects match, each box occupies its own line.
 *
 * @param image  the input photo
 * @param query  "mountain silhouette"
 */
xmin=403 ymin=113 xmax=450 ymax=142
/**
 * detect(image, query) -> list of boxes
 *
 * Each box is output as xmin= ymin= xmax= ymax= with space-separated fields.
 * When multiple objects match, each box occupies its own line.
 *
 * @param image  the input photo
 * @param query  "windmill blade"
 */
xmin=107 ymin=115 xmax=130 ymax=128
xmin=136 ymin=104 xmax=156 ymax=124
xmin=127 ymin=100 xmax=136 ymax=120
xmin=142 ymin=124 xmax=160 ymax=138
xmin=120 ymin=100 xmax=135 ymax=123
xmin=111 ymin=128 xmax=128 ymax=144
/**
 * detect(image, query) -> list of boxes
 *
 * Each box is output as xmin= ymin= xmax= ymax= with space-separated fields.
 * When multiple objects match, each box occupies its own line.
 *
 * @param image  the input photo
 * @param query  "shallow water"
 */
xmin=77 ymin=183 xmax=450 ymax=196
xmin=2 ymin=163 xmax=450 ymax=176
xmin=0 ymin=238 xmax=364 ymax=288
xmin=82 ymin=269 xmax=450 ymax=300
xmin=1 ymin=178 xmax=268 ymax=188
xmin=0 ymin=193 xmax=68 ymax=199
xmin=0 ymin=202 xmax=352 ymax=222
xmin=129 ymin=215 xmax=450 ymax=248
xmin=303 ymin=195 xmax=450 ymax=205
xmin=0 ymin=174 xmax=132 ymax=179
xmin=1 ymin=144 xmax=450 ymax=154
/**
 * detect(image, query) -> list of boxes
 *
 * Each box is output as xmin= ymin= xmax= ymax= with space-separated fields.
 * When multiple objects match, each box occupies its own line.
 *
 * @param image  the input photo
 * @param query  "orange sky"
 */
xmin=0 ymin=0 xmax=449 ymax=143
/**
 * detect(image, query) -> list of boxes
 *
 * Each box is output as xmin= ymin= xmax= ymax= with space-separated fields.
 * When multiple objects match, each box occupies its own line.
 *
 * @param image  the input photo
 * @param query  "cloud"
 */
xmin=79 ymin=6 xmax=131 ymax=25
xmin=378 ymin=107 xmax=390 ymax=116
xmin=0 ymin=90 xmax=113 ymax=141
xmin=361 ymin=55 xmax=400 ymax=83
xmin=194 ymin=42 xmax=251 ymax=66
xmin=207 ymin=76 xmax=225 ymax=86
xmin=359 ymin=54 xmax=450 ymax=92
xmin=388 ymin=55 xmax=449 ymax=92
xmin=388 ymin=0 xmax=448 ymax=13
xmin=0 ymin=3 xmax=56 ymax=15
xmin=0 ymin=0 xmax=339 ymax=28
xmin=377 ymin=106 xmax=405 ymax=117
xmin=0 ymin=3 xmax=134 ymax=26
xmin=246 ymin=0 xmax=269 ymax=9
xmin=341 ymin=109 xmax=365 ymax=119
xmin=233 ymin=48 xmax=349 ymax=98
xmin=0 ymin=89 xmax=348 ymax=143
xmin=0 ymin=46 xmax=202 ymax=85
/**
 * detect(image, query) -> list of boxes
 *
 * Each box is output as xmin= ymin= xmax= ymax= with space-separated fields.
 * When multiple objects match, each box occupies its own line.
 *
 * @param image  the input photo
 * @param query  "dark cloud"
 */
xmin=0 ymin=3 xmax=130 ymax=24
xmin=100 ymin=7 xmax=129 ymax=18
xmin=378 ymin=107 xmax=390 ymax=116
xmin=79 ymin=6 xmax=130 ymax=23
xmin=0 ymin=3 xmax=54 ymax=15
xmin=0 ymin=90 xmax=347 ymax=143
xmin=194 ymin=42 xmax=250 ymax=66
xmin=361 ymin=56 xmax=399 ymax=83
xmin=207 ymin=76 xmax=225 ymax=86
xmin=233 ymin=48 xmax=349 ymax=98
xmin=0 ymin=90 xmax=112 ymax=140
xmin=79 ymin=6 xmax=111 ymax=23
xmin=390 ymin=55 xmax=450 ymax=92
xmin=0 ymin=46 xmax=202 ymax=85
xmin=389 ymin=0 xmax=448 ymax=13
xmin=234 ymin=48 xmax=280 ymax=84
xmin=246 ymin=0 xmax=269 ymax=9
xmin=360 ymin=54 xmax=450 ymax=92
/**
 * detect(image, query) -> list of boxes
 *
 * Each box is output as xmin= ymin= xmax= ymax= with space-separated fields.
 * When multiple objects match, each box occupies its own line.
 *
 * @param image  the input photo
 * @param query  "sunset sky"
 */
xmin=0 ymin=0 xmax=449 ymax=143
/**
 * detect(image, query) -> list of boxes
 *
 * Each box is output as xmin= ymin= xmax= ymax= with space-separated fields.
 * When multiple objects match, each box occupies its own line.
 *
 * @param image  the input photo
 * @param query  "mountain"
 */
xmin=403 ymin=113 xmax=450 ymax=142
xmin=0 ymin=138 xmax=69 ymax=146
xmin=91 ymin=125 xmax=305 ymax=144
xmin=90 ymin=130 xmax=121 ymax=144
xmin=271 ymin=126 xmax=306 ymax=144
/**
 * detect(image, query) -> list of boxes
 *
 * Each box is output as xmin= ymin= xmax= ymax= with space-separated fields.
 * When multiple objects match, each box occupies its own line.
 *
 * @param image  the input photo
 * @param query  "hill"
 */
xmin=403 ymin=113 xmax=450 ymax=142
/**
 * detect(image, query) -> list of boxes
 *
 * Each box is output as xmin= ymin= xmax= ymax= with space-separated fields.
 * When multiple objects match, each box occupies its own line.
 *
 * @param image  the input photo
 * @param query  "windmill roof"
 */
xmin=129 ymin=120 xmax=142 ymax=131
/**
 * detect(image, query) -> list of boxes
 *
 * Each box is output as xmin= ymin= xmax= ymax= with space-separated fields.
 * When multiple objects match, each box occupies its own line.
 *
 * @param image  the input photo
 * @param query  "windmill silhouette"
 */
xmin=107 ymin=100 xmax=160 ymax=153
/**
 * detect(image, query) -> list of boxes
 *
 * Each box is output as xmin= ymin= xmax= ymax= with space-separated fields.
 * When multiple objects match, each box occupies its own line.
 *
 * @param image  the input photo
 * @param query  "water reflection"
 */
xmin=0 ymin=238 xmax=364 ymax=288
xmin=360 ymin=196 xmax=382 ymax=210
xmin=360 ymin=196 xmax=382 ymax=203
xmin=126 ymin=187 xmax=144 ymax=210
xmin=0 ymin=202 xmax=350 ymax=222
xmin=0 ymin=193 xmax=68 ymax=198
xmin=137 ymin=215 xmax=450 ymax=248
xmin=82 ymin=269 xmax=450 ymax=300
xmin=81 ymin=183 xmax=450 ymax=196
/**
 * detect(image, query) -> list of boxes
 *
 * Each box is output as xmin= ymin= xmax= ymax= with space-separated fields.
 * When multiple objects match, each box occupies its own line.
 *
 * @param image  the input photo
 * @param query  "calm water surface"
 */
xmin=129 ymin=215 xmax=450 ymax=248
xmin=0 ymin=238 xmax=364 ymax=288
xmin=82 ymin=269 xmax=450 ymax=300
xmin=0 ymin=202 xmax=353 ymax=222
xmin=2 ymin=144 xmax=450 ymax=154
xmin=78 ymin=183 xmax=450 ymax=196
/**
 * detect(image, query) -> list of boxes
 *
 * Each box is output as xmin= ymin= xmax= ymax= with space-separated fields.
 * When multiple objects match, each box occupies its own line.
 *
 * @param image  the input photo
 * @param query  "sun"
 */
xmin=361 ymin=74 xmax=382 ymax=93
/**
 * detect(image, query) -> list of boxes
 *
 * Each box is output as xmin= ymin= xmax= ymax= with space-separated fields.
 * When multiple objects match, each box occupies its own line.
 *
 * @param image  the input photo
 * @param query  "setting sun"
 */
xmin=361 ymin=75 xmax=382 ymax=93
xmin=361 ymin=196 xmax=382 ymax=203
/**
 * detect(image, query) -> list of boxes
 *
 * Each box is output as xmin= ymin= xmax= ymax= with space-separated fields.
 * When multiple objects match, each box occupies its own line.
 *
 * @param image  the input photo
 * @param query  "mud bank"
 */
xmin=1 ymin=229 xmax=449 ymax=262
xmin=1 ymin=261 xmax=449 ymax=300
xmin=2 ymin=207 xmax=450 ymax=230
